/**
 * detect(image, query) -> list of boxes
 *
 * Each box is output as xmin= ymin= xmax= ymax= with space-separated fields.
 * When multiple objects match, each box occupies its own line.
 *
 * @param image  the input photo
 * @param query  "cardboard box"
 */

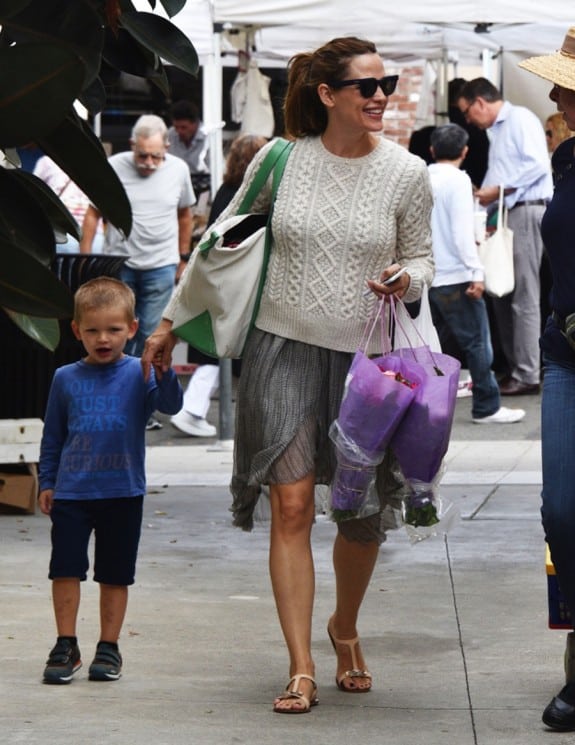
xmin=546 ymin=543 xmax=573 ymax=629
xmin=0 ymin=463 xmax=37 ymax=514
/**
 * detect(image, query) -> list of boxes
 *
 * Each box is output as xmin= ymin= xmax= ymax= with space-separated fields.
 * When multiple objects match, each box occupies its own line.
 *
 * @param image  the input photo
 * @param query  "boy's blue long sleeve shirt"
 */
xmin=39 ymin=356 xmax=183 ymax=500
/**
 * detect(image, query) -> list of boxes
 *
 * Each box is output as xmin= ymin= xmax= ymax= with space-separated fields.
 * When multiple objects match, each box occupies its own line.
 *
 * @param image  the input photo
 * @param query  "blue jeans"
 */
xmin=429 ymin=283 xmax=500 ymax=418
xmin=120 ymin=265 xmax=176 ymax=357
xmin=541 ymin=357 xmax=575 ymax=623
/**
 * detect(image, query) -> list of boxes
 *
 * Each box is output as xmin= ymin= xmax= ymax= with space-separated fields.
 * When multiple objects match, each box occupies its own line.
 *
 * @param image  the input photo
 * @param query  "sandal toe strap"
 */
xmin=277 ymin=689 xmax=310 ymax=706
xmin=279 ymin=674 xmax=318 ymax=707
xmin=341 ymin=668 xmax=372 ymax=680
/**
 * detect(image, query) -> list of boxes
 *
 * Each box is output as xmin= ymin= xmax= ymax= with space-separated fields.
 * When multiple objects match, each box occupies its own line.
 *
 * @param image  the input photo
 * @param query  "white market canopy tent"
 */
xmin=172 ymin=0 xmax=573 ymax=66
xmin=151 ymin=0 xmax=575 ymax=186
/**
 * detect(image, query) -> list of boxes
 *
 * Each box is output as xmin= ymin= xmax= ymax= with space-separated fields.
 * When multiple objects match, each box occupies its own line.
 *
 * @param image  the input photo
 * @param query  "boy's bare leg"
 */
xmin=99 ymin=584 xmax=128 ymax=642
xmin=52 ymin=578 xmax=80 ymax=636
xmin=43 ymin=578 xmax=83 ymax=683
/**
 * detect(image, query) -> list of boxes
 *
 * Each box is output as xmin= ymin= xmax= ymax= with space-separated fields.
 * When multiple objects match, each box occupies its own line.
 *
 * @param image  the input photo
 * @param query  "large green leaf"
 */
xmin=78 ymin=75 xmax=107 ymax=116
xmin=1 ymin=0 xmax=104 ymax=88
xmin=3 ymin=308 xmax=61 ymax=351
xmin=0 ymin=43 xmax=84 ymax=147
xmin=122 ymin=0 xmax=185 ymax=16
xmin=13 ymin=170 xmax=80 ymax=241
xmin=37 ymin=113 xmax=132 ymax=236
xmin=0 ymin=239 xmax=73 ymax=318
xmin=148 ymin=59 xmax=170 ymax=98
xmin=0 ymin=167 xmax=56 ymax=264
xmin=103 ymin=28 xmax=171 ymax=97
xmin=120 ymin=11 xmax=199 ymax=78
xmin=102 ymin=27 xmax=158 ymax=78
xmin=158 ymin=0 xmax=187 ymax=18
xmin=0 ymin=0 xmax=32 ymax=19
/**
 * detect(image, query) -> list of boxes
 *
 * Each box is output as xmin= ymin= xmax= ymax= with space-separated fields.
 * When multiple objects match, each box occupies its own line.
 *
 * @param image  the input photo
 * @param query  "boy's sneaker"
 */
xmin=88 ymin=641 xmax=122 ymax=681
xmin=43 ymin=637 xmax=82 ymax=684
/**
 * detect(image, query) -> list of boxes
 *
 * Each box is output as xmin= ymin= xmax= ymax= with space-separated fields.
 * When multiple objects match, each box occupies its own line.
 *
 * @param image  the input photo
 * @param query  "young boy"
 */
xmin=38 ymin=277 xmax=182 ymax=684
xmin=427 ymin=123 xmax=525 ymax=424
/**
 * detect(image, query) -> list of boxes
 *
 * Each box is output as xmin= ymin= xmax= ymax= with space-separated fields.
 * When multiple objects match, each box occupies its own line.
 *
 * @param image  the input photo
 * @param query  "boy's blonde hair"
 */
xmin=73 ymin=277 xmax=136 ymax=324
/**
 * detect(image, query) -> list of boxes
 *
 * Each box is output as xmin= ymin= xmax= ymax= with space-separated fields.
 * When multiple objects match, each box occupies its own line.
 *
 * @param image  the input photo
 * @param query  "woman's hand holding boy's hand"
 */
xmin=141 ymin=319 xmax=177 ymax=382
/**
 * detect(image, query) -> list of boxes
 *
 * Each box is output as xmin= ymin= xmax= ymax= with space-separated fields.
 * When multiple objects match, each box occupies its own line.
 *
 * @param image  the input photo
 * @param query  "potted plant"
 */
xmin=0 ymin=0 xmax=199 ymax=350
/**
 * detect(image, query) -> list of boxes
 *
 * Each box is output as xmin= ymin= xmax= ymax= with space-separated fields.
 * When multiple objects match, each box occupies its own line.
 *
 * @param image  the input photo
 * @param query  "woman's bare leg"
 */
xmin=269 ymin=472 xmax=316 ymax=711
xmin=330 ymin=532 xmax=379 ymax=690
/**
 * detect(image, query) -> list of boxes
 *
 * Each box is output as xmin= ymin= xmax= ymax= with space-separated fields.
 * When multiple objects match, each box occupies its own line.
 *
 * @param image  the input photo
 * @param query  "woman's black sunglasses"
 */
xmin=328 ymin=75 xmax=399 ymax=98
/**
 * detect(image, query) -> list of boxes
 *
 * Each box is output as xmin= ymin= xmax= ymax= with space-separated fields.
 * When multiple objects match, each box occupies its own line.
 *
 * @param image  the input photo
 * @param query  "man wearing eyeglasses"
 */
xmin=457 ymin=78 xmax=553 ymax=397
xmin=80 ymin=115 xmax=194 ymax=364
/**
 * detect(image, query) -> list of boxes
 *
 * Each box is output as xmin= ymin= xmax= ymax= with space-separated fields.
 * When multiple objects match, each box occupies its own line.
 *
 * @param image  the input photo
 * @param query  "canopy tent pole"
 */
xmin=434 ymin=48 xmax=450 ymax=125
xmin=204 ymin=21 xmax=225 ymax=197
xmin=203 ymin=14 xmax=234 ymax=449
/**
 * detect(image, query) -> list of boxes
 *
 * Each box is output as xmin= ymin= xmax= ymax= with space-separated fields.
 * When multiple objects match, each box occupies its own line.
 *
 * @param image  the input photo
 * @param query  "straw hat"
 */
xmin=519 ymin=27 xmax=575 ymax=91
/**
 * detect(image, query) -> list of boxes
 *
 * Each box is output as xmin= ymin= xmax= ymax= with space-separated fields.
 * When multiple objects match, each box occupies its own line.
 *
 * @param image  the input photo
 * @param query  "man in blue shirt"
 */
xmin=167 ymin=100 xmax=210 ymax=196
xmin=458 ymin=78 xmax=553 ymax=396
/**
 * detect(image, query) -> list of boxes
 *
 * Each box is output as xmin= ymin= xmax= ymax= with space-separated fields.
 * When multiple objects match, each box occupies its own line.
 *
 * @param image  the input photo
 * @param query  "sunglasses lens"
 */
xmin=358 ymin=79 xmax=378 ymax=98
xmin=382 ymin=76 xmax=398 ymax=96
xmin=357 ymin=77 xmax=398 ymax=98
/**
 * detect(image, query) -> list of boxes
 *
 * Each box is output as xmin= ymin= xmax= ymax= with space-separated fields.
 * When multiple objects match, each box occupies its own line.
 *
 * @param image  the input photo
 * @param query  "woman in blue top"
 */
xmin=520 ymin=26 xmax=575 ymax=732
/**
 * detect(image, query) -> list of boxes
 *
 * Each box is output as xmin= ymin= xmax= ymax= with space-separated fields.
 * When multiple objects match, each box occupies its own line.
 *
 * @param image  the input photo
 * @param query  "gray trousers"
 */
xmin=490 ymin=203 xmax=546 ymax=385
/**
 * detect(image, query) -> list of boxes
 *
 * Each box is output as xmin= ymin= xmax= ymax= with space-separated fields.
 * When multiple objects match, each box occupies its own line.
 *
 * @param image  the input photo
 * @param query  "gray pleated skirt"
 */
xmin=230 ymin=328 xmax=408 ymax=543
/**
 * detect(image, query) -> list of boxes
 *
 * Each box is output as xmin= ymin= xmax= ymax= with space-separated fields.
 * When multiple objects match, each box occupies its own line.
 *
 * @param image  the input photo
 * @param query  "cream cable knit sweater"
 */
xmin=165 ymin=136 xmax=434 ymax=355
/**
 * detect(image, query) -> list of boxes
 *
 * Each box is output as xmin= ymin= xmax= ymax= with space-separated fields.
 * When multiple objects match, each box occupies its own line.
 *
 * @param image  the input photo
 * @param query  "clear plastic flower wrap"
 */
xmin=328 ymin=420 xmax=383 ymax=521
xmin=328 ymin=352 xmax=423 ymax=522
xmin=401 ymin=471 xmax=459 ymax=544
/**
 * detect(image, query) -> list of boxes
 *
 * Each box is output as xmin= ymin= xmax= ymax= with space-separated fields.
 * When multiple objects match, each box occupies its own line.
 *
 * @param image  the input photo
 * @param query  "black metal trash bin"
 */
xmin=0 ymin=254 xmax=126 ymax=419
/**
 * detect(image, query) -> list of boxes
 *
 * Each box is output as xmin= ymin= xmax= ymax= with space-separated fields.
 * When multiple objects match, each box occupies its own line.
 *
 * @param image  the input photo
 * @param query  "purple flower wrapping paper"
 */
xmin=329 ymin=351 xmax=424 ymax=519
xmin=388 ymin=347 xmax=460 ymax=484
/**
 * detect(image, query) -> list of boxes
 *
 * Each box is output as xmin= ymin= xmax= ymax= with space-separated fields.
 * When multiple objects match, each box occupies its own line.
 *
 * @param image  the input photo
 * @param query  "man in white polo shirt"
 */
xmin=80 ymin=114 xmax=194 ymax=359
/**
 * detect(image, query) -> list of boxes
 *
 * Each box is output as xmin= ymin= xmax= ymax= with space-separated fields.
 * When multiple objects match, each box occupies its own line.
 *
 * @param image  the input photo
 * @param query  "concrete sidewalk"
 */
xmin=0 ymin=431 xmax=564 ymax=745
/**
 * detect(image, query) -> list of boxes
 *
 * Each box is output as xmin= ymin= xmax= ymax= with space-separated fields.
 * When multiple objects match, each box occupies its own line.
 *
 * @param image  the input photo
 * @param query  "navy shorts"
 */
xmin=49 ymin=496 xmax=144 ymax=585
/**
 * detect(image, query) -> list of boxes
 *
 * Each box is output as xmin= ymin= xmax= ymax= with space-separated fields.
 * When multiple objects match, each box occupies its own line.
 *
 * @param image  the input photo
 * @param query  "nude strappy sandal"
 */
xmin=327 ymin=619 xmax=373 ymax=693
xmin=273 ymin=673 xmax=319 ymax=714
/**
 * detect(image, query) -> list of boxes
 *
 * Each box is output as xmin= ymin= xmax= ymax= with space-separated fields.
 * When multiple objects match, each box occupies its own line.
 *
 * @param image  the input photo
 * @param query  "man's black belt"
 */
xmin=513 ymin=199 xmax=548 ymax=208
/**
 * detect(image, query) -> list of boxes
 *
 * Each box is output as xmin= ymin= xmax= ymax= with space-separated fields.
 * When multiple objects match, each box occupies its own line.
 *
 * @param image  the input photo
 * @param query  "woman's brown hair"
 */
xmin=283 ymin=36 xmax=377 ymax=138
xmin=223 ymin=134 xmax=268 ymax=187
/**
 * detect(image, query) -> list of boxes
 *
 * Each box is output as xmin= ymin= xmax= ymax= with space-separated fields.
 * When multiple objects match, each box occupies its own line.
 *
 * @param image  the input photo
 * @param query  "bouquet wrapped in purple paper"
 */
xmin=329 ymin=351 xmax=423 ymax=522
xmin=387 ymin=345 xmax=461 ymax=542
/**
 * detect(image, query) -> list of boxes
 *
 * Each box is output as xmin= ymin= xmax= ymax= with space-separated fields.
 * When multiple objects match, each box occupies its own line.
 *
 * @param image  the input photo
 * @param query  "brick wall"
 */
xmin=383 ymin=64 xmax=428 ymax=149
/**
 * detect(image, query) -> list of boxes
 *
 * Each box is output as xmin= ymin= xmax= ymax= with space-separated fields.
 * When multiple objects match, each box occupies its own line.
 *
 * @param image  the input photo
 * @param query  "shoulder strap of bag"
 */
xmin=237 ymin=137 xmax=293 ymax=215
xmin=496 ymin=184 xmax=505 ymax=230
xmin=247 ymin=139 xmax=293 ymax=335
